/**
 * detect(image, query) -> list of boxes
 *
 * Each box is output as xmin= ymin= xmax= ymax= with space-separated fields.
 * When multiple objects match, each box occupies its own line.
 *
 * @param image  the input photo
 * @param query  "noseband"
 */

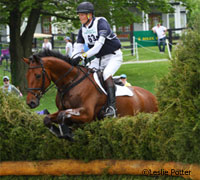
xmin=27 ymin=59 xmax=51 ymax=100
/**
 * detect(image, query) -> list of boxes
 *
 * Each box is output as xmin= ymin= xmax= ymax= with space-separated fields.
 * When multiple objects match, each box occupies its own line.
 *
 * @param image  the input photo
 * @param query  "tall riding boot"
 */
xmin=104 ymin=77 xmax=117 ymax=117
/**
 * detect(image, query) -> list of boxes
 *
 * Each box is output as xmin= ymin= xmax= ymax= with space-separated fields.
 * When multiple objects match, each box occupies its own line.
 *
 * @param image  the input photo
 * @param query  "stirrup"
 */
xmin=104 ymin=106 xmax=116 ymax=118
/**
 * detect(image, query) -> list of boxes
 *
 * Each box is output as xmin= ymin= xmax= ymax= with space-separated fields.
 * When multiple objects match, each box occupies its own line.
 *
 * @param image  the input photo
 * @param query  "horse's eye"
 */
xmin=35 ymin=74 xmax=41 ymax=79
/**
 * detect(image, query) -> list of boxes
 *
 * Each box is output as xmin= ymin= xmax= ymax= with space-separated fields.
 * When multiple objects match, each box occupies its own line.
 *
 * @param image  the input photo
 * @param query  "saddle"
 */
xmin=94 ymin=71 xmax=134 ymax=96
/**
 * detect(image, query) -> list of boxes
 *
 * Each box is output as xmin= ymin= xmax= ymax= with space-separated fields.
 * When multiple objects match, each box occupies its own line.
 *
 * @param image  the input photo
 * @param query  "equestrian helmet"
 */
xmin=77 ymin=2 xmax=94 ymax=14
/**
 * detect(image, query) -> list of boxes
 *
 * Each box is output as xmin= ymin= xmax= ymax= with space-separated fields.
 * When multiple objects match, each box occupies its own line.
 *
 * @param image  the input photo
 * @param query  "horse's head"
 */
xmin=23 ymin=55 xmax=51 ymax=108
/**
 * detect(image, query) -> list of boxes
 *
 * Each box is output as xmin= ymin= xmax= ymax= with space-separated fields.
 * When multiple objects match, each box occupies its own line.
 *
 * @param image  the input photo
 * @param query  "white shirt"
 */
xmin=42 ymin=42 xmax=52 ymax=50
xmin=65 ymin=42 xmax=73 ymax=58
xmin=152 ymin=25 xmax=167 ymax=39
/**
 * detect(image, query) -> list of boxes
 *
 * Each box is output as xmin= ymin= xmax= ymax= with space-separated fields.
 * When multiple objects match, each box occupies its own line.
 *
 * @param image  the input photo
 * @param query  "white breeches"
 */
xmin=88 ymin=49 xmax=123 ymax=80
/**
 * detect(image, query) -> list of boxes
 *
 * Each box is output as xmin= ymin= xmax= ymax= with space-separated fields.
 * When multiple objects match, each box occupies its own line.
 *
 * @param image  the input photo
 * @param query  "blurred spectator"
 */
xmin=42 ymin=38 xmax=52 ymax=50
xmin=0 ymin=49 xmax=10 ymax=65
xmin=152 ymin=22 xmax=167 ymax=53
xmin=120 ymin=74 xmax=131 ymax=87
xmin=1 ymin=76 xmax=23 ymax=97
xmin=65 ymin=36 xmax=73 ymax=58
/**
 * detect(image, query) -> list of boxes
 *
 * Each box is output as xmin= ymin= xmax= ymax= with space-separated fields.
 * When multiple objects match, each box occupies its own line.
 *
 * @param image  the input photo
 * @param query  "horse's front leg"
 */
xmin=57 ymin=107 xmax=94 ymax=138
xmin=57 ymin=107 xmax=93 ymax=124
xmin=43 ymin=111 xmax=73 ymax=141
xmin=43 ymin=111 xmax=60 ymax=136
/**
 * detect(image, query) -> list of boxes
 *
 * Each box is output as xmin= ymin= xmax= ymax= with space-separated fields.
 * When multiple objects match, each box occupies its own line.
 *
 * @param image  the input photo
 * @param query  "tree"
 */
xmin=0 ymin=0 xmax=77 ymax=93
xmin=182 ymin=0 xmax=200 ymax=29
xmin=0 ymin=0 xmax=175 ymax=93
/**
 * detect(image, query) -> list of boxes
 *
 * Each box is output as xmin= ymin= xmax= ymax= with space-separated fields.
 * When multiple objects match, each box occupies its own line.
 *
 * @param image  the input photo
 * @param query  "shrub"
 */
xmin=154 ymin=28 xmax=200 ymax=164
xmin=0 ymin=91 xmax=70 ymax=161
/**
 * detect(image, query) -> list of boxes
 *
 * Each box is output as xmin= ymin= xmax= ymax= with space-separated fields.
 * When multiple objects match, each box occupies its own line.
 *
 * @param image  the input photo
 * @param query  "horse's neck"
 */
xmin=45 ymin=58 xmax=78 ymax=87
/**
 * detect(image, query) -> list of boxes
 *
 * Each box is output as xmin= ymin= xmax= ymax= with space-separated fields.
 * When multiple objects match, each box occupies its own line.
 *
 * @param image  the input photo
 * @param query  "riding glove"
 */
xmin=71 ymin=56 xmax=82 ymax=66
xmin=71 ymin=53 xmax=87 ymax=66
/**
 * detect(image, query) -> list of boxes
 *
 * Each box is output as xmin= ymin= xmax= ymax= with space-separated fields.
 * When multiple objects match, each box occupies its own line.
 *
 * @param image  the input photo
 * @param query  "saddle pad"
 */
xmin=93 ymin=72 xmax=134 ymax=96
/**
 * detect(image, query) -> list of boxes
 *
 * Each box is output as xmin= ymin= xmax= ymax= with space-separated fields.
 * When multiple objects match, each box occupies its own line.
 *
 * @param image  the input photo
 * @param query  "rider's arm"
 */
xmin=71 ymin=29 xmax=85 ymax=58
xmin=72 ymin=43 xmax=84 ymax=58
xmin=85 ymin=36 xmax=105 ymax=58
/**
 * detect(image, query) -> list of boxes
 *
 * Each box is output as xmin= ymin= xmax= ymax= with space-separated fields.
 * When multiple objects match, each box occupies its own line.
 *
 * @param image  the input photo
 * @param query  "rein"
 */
xmin=57 ymin=66 xmax=91 ymax=110
xmin=79 ymin=67 xmax=103 ymax=94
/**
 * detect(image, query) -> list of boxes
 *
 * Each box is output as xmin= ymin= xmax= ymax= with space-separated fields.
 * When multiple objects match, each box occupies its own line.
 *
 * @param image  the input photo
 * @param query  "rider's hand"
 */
xmin=71 ymin=53 xmax=87 ymax=66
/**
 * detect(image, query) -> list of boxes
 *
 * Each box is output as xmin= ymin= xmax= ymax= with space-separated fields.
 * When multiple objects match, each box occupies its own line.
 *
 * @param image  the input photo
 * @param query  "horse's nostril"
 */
xmin=28 ymin=100 xmax=38 ymax=109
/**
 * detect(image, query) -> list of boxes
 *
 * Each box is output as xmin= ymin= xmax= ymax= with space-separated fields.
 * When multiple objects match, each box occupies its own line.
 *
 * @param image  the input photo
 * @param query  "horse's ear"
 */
xmin=23 ymin=58 xmax=30 ymax=64
xmin=33 ymin=54 xmax=40 ymax=63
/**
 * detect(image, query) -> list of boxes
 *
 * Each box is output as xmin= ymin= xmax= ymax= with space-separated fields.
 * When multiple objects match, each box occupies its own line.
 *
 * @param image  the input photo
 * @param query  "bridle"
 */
xmin=27 ymin=58 xmax=75 ymax=100
xmin=27 ymin=59 xmax=51 ymax=100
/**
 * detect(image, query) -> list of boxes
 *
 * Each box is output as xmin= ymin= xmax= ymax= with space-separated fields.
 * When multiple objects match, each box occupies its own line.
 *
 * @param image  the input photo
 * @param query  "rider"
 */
xmin=72 ymin=1 xmax=123 ymax=117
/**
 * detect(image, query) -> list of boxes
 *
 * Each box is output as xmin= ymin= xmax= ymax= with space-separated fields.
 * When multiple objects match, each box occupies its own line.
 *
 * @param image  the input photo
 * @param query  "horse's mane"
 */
xmin=33 ymin=49 xmax=72 ymax=64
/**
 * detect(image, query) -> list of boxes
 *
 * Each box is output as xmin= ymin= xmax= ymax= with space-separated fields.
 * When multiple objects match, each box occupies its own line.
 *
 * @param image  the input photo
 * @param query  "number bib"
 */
xmin=82 ymin=17 xmax=102 ymax=46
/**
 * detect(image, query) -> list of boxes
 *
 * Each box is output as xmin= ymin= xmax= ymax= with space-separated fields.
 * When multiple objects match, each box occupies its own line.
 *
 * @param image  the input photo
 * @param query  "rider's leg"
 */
xmin=104 ymin=76 xmax=117 ymax=117
xmin=103 ymin=49 xmax=123 ymax=117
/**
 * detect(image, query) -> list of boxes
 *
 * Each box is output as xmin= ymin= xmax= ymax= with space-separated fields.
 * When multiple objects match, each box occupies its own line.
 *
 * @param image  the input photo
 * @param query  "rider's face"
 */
xmin=78 ymin=13 xmax=92 ymax=25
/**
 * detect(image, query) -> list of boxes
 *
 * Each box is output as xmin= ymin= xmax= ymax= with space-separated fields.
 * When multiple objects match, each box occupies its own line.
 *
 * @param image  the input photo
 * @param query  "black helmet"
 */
xmin=77 ymin=2 xmax=94 ymax=14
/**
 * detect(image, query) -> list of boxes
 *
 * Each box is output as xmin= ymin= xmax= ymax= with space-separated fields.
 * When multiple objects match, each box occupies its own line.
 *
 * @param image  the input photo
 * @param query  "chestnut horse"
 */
xmin=24 ymin=50 xmax=158 ymax=140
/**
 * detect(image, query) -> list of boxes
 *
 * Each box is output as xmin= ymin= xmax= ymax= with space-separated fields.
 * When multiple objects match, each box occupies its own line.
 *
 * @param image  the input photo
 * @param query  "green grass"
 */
xmin=117 ymin=61 xmax=170 ymax=93
xmin=34 ymin=86 xmax=57 ymax=113
xmin=122 ymin=46 xmax=170 ymax=62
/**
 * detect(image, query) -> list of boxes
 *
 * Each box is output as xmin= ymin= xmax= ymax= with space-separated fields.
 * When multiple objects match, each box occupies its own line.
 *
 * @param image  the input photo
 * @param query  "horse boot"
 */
xmin=104 ymin=76 xmax=117 ymax=118
xmin=58 ymin=123 xmax=74 ymax=141
xmin=49 ymin=125 xmax=61 ymax=137
xmin=44 ymin=116 xmax=61 ymax=137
